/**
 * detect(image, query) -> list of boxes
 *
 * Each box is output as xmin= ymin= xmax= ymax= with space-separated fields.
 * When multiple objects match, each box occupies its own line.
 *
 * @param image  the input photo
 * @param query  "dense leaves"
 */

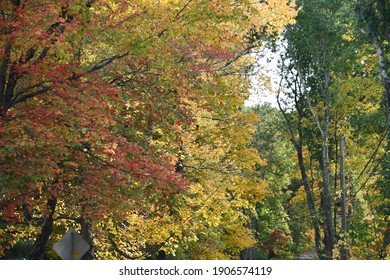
xmin=0 ymin=0 xmax=297 ymax=259
xmin=2 ymin=0 xmax=388 ymax=260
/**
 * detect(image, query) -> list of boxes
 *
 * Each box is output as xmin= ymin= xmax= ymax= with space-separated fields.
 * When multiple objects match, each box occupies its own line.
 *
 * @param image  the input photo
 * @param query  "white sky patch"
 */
xmin=245 ymin=45 xmax=282 ymax=108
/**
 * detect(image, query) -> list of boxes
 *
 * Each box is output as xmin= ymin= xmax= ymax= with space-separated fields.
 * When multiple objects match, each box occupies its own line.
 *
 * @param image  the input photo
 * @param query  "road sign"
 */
xmin=53 ymin=228 xmax=90 ymax=260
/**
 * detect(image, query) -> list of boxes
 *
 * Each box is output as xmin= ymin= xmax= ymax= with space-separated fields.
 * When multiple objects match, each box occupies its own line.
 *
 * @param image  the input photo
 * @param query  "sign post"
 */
xmin=53 ymin=228 xmax=90 ymax=260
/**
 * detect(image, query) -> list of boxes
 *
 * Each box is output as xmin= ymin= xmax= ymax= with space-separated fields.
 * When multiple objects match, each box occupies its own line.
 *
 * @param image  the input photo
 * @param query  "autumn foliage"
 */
xmin=0 ymin=0 xmax=297 ymax=259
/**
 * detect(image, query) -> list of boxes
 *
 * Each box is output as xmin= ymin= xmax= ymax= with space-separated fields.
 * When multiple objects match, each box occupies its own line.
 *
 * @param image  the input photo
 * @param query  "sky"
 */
xmin=244 ymin=44 xmax=283 ymax=108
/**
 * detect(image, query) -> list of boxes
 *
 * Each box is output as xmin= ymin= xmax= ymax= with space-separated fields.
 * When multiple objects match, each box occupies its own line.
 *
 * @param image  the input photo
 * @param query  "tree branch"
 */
xmin=296 ymin=63 xmax=326 ymax=140
xmin=87 ymin=52 xmax=129 ymax=73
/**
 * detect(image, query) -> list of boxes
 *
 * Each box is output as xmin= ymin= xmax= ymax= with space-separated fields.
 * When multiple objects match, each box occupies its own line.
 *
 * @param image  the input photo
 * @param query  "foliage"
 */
xmin=0 ymin=0 xmax=297 ymax=259
xmin=4 ymin=0 xmax=388 ymax=261
xmin=274 ymin=0 xmax=390 ymax=259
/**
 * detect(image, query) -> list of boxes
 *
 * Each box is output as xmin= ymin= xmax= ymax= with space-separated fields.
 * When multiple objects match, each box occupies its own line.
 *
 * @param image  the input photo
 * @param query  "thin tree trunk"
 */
xmin=333 ymin=128 xmax=339 ymax=239
xmin=277 ymin=88 xmax=323 ymax=258
xmin=80 ymin=215 xmax=94 ymax=260
xmin=299 ymin=65 xmax=335 ymax=258
xmin=296 ymin=145 xmax=323 ymax=256
xmin=372 ymin=36 xmax=390 ymax=115
xmin=340 ymin=135 xmax=349 ymax=259
xmin=30 ymin=198 xmax=57 ymax=259
xmin=320 ymin=133 xmax=335 ymax=259
xmin=0 ymin=44 xmax=11 ymax=109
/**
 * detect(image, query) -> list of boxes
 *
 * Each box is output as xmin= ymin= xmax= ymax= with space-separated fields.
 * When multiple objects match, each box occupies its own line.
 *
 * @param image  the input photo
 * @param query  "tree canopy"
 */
xmin=1 ymin=0 xmax=389 ymax=260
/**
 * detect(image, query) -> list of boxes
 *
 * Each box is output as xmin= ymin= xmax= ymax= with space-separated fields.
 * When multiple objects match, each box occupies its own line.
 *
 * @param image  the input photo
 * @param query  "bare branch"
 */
xmin=175 ymin=0 xmax=193 ymax=20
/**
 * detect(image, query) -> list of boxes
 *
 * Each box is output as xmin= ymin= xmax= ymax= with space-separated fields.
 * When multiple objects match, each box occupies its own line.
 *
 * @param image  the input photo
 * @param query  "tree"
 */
xmin=278 ymin=0 xmax=355 ymax=258
xmin=353 ymin=0 xmax=390 ymax=258
xmin=275 ymin=0 xmax=390 ymax=259
xmin=1 ymin=0 xmax=298 ymax=259
xmin=248 ymin=104 xmax=299 ymax=259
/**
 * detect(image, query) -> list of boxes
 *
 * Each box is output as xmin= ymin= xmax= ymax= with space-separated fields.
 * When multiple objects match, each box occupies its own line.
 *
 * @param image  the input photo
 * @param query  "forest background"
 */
xmin=0 ymin=0 xmax=389 ymax=260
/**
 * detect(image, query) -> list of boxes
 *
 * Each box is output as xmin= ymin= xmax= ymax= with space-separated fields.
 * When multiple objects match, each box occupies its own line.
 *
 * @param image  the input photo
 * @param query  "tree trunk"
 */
xmin=300 ymin=64 xmax=335 ymax=259
xmin=372 ymin=36 xmax=390 ymax=116
xmin=30 ymin=198 xmax=57 ymax=259
xmin=277 ymin=84 xmax=324 ymax=258
xmin=296 ymin=145 xmax=323 ymax=257
xmin=320 ymin=136 xmax=335 ymax=259
xmin=80 ymin=215 xmax=94 ymax=260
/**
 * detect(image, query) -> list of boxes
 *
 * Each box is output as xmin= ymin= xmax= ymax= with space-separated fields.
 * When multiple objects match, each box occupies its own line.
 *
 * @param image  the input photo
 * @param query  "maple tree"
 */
xmin=0 ymin=0 xmax=297 ymax=259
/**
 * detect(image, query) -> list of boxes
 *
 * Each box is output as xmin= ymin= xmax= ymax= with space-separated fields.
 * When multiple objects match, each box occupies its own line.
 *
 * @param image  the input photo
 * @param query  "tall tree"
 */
xmin=278 ymin=0 xmax=355 ymax=259
xmin=353 ymin=0 xmax=390 ymax=258
xmin=275 ymin=0 xmax=390 ymax=259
